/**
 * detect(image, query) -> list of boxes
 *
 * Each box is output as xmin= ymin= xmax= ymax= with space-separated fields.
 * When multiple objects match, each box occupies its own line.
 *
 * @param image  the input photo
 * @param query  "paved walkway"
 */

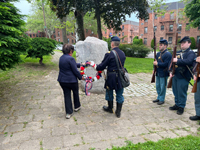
xmin=0 ymin=52 xmax=199 ymax=150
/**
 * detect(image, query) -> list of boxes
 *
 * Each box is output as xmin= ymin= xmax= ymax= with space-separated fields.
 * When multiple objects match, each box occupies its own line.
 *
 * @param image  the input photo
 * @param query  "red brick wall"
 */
xmin=139 ymin=11 xmax=200 ymax=49
xmin=102 ymin=24 xmax=139 ymax=44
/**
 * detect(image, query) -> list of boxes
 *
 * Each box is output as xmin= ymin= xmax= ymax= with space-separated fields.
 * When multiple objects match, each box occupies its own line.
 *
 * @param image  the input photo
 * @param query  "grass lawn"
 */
xmin=125 ymin=57 xmax=153 ymax=74
xmin=109 ymin=135 xmax=200 ymax=150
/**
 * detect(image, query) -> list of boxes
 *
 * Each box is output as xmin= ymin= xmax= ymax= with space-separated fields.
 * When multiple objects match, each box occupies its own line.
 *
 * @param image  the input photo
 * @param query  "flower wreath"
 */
xmin=80 ymin=61 xmax=102 ymax=96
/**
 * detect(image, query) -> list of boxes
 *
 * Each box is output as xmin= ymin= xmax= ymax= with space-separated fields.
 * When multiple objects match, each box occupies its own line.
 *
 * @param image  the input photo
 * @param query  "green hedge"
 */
xmin=119 ymin=44 xmax=151 ymax=58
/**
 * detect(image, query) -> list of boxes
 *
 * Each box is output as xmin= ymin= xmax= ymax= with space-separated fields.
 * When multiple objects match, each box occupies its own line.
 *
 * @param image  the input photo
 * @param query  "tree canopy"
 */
xmin=184 ymin=0 xmax=200 ymax=28
xmin=26 ymin=1 xmax=60 ymax=38
xmin=0 ymin=1 xmax=29 ymax=70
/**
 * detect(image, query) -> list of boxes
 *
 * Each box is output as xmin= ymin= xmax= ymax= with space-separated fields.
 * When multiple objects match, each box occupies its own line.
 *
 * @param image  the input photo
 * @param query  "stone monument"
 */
xmin=76 ymin=36 xmax=108 ymax=94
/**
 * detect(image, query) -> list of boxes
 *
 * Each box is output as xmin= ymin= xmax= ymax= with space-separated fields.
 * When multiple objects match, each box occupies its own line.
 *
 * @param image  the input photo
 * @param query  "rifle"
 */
xmin=191 ymin=39 xmax=200 ymax=93
xmin=167 ymin=31 xmax=178 ymax=88
xmin=151 ymin=32 xmax=157 ymax=83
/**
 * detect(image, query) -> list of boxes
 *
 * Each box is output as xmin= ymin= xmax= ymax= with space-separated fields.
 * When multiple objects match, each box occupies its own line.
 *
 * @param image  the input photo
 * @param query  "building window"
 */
xmin=197 ymin=36 xmax=200 ymax=44
xmin=30 ymin=34 xmax=32 ymax=37
xmin=160 ymin=37 xmax=163 ymax=40
xmin=58 ymin=38 xmax=60 ymax=42
xmin=170 ymin=13 xmax=174 ymax=20
xmin=168 ymin=37 xmax=172 ymax=44
xmin=198 ymin=26 xmax=200 ymax=30
xmin=119 ymin=32 xmax=121 ymax=36
xmin=122 ymin=38 xmax=124 ymax=42
xmin=178 ymin=24 xmax=182 ymax=31
xmin=86 ymin=29 xmax=88 ymax=33
xmin=36 ymin=34 xmax=38 ymax=37
xmin=169 ymin=25 xmax=173 ymax=31
xmin=161 ymin=25 xmax=164 ymax=30
xmin=141 ymin=23 xmax=144 ymax=25
xmin=72 ymin=39 xmax=74 ymax=43
xmin=154 ymin=14 xmax=157 ymax=19
xmin=145 ymin=19 xmax=148 ymax=22
xmin=122 ymin=25 xmax=124 ymax=30
xmin=54 ymin=34 xmax=56 ymax=38
xmin=33 ymin=34 xmax=35 ymax=37
xmin=144 ymin=38 xmax=147 ymax=45
xmin=58 ymin=31 xmax=60 ymax=36
xmin=161 ymin=14 xmax=165 ymax=18
xmin=122 ymin=32 xmax=124 ymax=36
xmin=67 ymin=39 xmax=69 ymax=43
xmin=154 ymin=26 xmax=157 ymax=31
xmin=71 ymin=32 xmax=73 ymax=36
xmin=186 ymin=23 xmax=190 ymax=31
xmin=144 ymin=27 xmax=148 ymax=33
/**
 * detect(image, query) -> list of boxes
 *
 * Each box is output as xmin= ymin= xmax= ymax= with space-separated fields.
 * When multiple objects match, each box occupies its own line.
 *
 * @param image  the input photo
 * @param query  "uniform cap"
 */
xmin=159 ymin=39 xmax=168 ymax=45
xmin=179 ymin=36 xmax=191 ymax=43
xmin=111 ymin=36 xmax=120 ymax=42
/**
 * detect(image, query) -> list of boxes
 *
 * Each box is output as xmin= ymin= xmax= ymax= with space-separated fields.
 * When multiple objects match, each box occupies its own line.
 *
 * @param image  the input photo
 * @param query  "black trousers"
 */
xmin=59 ymin=82 xmax=81 ymax=114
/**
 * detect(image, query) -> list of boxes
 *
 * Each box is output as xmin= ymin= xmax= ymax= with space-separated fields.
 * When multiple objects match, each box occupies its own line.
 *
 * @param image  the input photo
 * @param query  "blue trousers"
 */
xmin=195 ymin=81 xmax=200 ymax=116
xmin=105 ymin=88 xmax=124 ymax=104
xmin=172 ymin=75 xmax=189 ymax=108
xmin=156 ymin=76 xmax=168 ymax=102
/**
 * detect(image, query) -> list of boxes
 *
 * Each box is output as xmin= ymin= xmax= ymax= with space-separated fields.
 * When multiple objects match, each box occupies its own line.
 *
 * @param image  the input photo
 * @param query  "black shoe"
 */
xmin=169 ymin=104 xmax=179 ymax=110
xmin=115 ymin=102 xmax=123 ymax=118
xmin=189 ymin=115 xmax=200 ymax=121
xmin=153 ymin=99 xmax=159 ymax=103
xmin=157 ymin=101 xmax=164 ymax=105
xmin=177 ymin=107 xmax=184 ymax=115
xmin=103 ymin=101 xmax=113 ymax=113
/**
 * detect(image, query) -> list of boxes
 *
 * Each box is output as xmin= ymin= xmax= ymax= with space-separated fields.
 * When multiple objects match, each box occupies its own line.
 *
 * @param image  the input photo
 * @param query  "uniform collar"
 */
xmin=182 ymin=47 xmax=190 ymax=53
xmin=112 ymin=47 xmax=119 ymax=50
xmin=161 ymin=49 xmax=167 ymax=54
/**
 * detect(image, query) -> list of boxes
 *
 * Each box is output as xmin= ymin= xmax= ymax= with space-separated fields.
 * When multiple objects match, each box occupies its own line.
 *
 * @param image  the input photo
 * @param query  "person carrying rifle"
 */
xmin=153 ymin=39 xmax=172 ymax=105
xmin=189 ymin=56 xmax=200 ymax=122
xmin=169 ymin=36 xmax=196 ymax=115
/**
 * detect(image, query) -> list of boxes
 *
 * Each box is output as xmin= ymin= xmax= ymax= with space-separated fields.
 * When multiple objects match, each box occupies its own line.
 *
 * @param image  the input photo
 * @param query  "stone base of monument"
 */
xmin=76 ymin=36 xmax=108 ymax=94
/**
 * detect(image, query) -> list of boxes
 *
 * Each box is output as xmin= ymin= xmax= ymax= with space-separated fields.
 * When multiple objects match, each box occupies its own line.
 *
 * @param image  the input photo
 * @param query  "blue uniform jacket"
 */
xmin=156 ymin=49 xmax=172 ymax=77
xmin=57 ymin=54 xmax=82 ymax=83
xmin=170 ymin=48 xmax=196 ymax=81
xmin=96 ymin=47 xmax=126 ymax=90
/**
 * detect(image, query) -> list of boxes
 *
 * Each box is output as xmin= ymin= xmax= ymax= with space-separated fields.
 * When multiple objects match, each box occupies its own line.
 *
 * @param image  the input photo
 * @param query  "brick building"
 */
xmin=102 ymin=20 xmax=139 ymax=44
xmin=139 ymin=1 xmax=200 ymax=48
xmin=25 ymin=29 xmax=97 ymax=44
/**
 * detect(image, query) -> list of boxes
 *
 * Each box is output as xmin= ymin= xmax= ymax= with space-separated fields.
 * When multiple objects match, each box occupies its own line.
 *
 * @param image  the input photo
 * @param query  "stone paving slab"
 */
xmin=0 ymin=51 xmax=199 ymax=150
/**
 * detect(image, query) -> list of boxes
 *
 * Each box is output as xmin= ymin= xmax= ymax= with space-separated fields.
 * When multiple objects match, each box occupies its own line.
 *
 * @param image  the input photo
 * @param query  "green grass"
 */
xmin=125 ymin=57 xmax=153 ymax=74
xmin=109 ymin=135 xmax=200 ymax=150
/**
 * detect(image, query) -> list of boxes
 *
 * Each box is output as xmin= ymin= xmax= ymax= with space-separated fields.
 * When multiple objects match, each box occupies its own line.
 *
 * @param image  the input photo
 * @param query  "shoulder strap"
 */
xmin=112 ymin=50 xmax=120 ymax=70
xmin=113 ymin=50 xmax=125 ymax=73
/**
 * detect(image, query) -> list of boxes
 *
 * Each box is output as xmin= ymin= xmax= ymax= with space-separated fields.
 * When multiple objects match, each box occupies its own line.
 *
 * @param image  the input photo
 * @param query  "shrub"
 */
xmin=0 ymin=2 xmax=28 ymax=70
xmin=26 ymin=37 xmax=55 ymax=65
xmin=119 ymin=44 xmax=151 ymax=58
xmin=151 ymin=39 xmax=155 ymax=49
xmin=133 ymin=36 xmax=143 ymax=45
xmin=190 ymin=37 xmax=196 ymax=49
xmin=48 ymin=38 xmax=58 ymax=47
xmin=103 ymin=37 xmax=111 ymax=51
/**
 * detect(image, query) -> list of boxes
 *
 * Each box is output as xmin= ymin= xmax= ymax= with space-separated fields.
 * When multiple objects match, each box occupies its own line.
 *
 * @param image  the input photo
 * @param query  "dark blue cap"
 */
xmin=111 ymin=36 xmax=120 ymax=42
xmin=159 ymin=39 xmax=168 ymax=45
xmin=179 ymin=36 xmax=191 ymax=43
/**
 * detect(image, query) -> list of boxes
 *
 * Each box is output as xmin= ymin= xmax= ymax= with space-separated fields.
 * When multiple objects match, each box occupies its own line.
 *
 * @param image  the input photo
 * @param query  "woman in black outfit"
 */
xmin=57 ymin=44 xmax=84 ymax=119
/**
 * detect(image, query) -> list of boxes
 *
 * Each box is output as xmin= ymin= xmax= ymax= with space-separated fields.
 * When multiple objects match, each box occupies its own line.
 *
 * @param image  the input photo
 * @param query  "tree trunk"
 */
xmin=39 ymin=57 xmax=44 ymax=65
xmin=75 ymin=11 xmax=85 ymax=41
xmin=60 ymin=16 xmax=67 ymax=44
xmin=95 ymin=0 xmax=102 ymax=39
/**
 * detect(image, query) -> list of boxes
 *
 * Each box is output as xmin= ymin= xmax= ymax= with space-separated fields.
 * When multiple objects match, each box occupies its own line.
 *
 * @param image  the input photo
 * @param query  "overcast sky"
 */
xmin=14 ymin=0 xmax=180 ymax=22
